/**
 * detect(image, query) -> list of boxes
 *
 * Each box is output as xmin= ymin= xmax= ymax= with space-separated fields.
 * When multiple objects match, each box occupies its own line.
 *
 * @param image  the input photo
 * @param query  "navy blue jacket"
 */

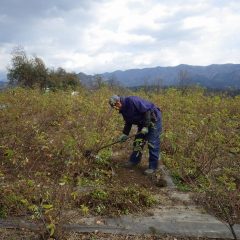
xmin=119 ymin=96 xmax=161 ymax=135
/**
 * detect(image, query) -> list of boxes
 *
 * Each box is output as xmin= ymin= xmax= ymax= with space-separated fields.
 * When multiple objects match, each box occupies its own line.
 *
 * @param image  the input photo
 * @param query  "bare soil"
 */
xmin=109 ymin=149 xmax=179 ymax=205
xmin=0 ymin=228 xmax=229 ymax=240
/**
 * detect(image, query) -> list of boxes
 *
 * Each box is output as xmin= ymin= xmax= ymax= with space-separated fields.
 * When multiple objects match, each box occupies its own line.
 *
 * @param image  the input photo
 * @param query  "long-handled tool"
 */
xmin=84 ymin=132 xmax=141 ymax=158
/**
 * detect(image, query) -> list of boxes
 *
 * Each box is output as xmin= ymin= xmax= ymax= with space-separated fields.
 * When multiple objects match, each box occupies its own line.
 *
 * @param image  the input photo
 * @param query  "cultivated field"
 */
xmin=0 ymin=86 xmax=239 ymax=239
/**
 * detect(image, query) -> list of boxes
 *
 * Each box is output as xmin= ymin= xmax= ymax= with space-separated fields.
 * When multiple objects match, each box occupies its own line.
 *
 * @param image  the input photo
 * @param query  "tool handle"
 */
xmin=96 ymin=132 xmax=140 ymax=152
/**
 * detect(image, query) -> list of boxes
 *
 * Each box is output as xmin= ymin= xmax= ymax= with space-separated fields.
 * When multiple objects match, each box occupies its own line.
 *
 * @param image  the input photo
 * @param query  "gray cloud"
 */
xmin=0 ymin=0 xmax=240 ymax=76
xmin=0 ymin=0 xmax=103 ymax=43
xmin=0 ymin=0 xmax=97 ymax=18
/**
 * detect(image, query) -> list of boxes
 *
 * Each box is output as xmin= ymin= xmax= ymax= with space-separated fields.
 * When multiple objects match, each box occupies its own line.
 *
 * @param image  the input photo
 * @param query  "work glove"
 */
xmin=141 ymin=127 xmax=149 ymax=135
xmin=118 ymin=134 xmax=128 ymax=143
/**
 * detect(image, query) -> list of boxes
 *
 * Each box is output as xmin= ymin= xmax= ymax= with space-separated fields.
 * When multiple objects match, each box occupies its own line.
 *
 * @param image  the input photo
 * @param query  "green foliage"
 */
xmin=0 ymin=205 xmax=7 ymax=218
xmin=80 ymin=204 xmax=89 ymax=216
xmin=95 ymin=148 xmax=112 ymax=165
xmin=7 ymin=47 xmax=48 ymax=88
xmin=47 ymin=67 xmax=80 ymax=91
xmin=7 ymin=47 xmax=80 ymax=90
xmin=91 ymin=189 xmax=108 ymax=201
xmin=4 ymin=148 xmax=15 ymax=159
xmin=95 ymin=204 xmax=106 ymax=214
xmin=122 ymin=186 xmax=157 ymax=207
xmin=76 ymin=185 xmax=157 ymax=216
xmin=171 ymin=173 xmax=192 ymax=192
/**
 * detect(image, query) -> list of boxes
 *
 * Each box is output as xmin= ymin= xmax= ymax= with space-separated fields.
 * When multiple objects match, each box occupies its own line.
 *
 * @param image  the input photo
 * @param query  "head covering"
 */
xmin=109 ymin=95 xmax=120 ymax=107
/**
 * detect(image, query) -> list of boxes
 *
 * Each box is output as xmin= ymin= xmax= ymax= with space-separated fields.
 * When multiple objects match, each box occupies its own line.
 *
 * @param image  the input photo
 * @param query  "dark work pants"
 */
xmin=129 ymin=111 xmax=162 ymax=170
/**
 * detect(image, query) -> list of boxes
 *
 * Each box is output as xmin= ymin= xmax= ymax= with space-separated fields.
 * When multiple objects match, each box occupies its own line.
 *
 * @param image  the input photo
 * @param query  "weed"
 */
xmin=171 ymin=173 xmax=192 ymax=192
xmin=80 ymin=204 xmax=89 ymax=216
xmin=91 ymin=189 xmax=108 ymax=201
xmin=95 ymin=204 xmax=106 ymax=214
xmin=0 ymin=205 xmax=7 ymax=218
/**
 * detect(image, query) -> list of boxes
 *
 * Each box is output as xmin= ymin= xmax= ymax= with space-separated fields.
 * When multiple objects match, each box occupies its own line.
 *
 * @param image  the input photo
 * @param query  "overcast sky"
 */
xmin=1 ymin=0 xmax=240 ymax=79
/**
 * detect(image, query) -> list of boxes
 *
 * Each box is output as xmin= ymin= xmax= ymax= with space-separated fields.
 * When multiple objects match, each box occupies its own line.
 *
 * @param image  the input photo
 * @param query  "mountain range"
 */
xmin=1 ymin=64 xmax=240 ymax=90
xmin=78 ymin=64 xmax=240 ymax=89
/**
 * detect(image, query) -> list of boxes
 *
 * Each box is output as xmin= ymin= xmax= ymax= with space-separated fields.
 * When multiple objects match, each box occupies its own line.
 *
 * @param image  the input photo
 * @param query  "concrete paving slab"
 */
xmin=1 ymin=210 xmax=240 ymax=239
xmin=61 ymin=205 xmax=240 ymax=239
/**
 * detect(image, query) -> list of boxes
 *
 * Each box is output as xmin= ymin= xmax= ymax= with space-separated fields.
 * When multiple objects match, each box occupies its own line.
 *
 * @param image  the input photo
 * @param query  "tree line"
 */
xmin=7 ymin=47 xmax=81 ymax=90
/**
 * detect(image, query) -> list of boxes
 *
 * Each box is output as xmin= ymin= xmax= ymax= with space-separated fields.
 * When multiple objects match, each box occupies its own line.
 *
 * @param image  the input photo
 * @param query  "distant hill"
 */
xmin=78 ymin=72 xmax=96 ymax=87
xmin=78 ymin=64 xmax=240 ymax=89
xmin=0 ymin=81 xmax=8 ymax=89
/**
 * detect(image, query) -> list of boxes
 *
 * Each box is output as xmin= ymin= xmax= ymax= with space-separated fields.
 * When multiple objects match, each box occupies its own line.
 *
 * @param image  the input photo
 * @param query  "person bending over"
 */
xmin=109 ymin=95 xmax=162 ymax=175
